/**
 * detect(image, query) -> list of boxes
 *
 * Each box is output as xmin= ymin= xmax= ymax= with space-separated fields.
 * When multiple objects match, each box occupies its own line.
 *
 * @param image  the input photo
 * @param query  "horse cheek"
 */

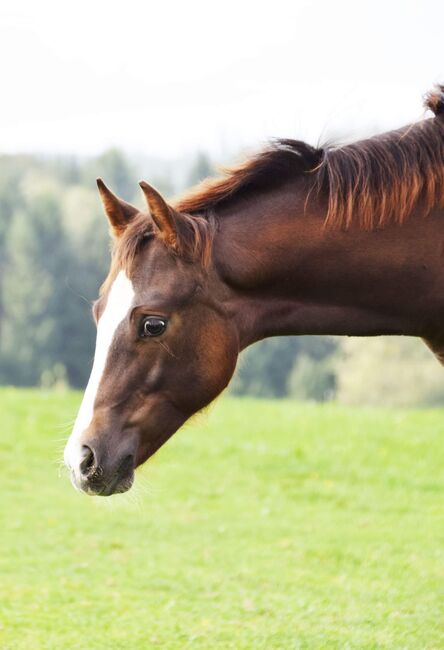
xmin=194 ymin=319 xmax=239 ymax=405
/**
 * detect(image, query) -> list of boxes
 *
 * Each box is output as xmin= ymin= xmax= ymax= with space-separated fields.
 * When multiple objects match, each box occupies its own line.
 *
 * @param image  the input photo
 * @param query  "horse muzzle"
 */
xmin=66 ymin=439 xmax=136 ymax=496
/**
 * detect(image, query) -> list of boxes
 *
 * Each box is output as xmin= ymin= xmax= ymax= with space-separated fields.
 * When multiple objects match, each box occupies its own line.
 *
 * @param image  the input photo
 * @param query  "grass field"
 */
xmin=1 ymin=388 xmax=444 ymax=649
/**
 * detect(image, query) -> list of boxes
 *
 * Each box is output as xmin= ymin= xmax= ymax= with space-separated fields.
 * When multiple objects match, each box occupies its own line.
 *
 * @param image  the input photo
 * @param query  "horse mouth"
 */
xmin=97 ymin=470 xmax=134 ymax=496
xmin=71 ymin=455 xmax=135 ymax=497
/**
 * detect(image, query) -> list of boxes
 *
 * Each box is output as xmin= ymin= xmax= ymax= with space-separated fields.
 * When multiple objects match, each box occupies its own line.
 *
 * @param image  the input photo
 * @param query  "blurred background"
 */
xmin=3 ymin=3 xmax=444 ymax=648
xmin=1 ymin=0 xmax=444 ymax=407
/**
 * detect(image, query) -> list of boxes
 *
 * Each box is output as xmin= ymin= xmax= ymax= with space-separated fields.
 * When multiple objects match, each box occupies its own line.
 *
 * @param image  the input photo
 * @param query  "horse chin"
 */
xmin=98 ymin=471 xmax=135 ymax=496
xmin=70 ymin=467 xmax=135 ymax=497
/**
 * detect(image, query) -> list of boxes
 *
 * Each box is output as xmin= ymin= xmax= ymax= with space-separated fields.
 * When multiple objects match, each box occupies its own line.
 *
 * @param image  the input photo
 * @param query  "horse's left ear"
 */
xmin=139 ymin=181 xmax=178 ymax=248
xmin=97 ymin=178 xmax=139 ymax=236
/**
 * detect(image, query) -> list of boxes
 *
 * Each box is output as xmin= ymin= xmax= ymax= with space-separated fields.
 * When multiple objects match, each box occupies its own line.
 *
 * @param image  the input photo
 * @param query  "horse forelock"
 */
xmin=101 ymin=209 xmax=214 ymax=295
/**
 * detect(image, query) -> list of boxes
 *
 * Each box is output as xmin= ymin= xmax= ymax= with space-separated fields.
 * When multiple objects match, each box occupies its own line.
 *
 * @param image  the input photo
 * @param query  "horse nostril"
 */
xmin=79 ymin=445 xmax=96 ymax=477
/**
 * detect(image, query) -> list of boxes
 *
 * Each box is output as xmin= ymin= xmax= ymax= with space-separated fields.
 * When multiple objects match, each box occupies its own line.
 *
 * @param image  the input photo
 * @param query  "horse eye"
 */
xmin=140 ymin=316 xmax=167 ymax=338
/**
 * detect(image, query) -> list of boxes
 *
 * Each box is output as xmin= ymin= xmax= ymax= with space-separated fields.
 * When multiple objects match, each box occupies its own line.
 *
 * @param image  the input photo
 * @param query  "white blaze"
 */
xmin=64 ymin=270 xmax=135 ymax=470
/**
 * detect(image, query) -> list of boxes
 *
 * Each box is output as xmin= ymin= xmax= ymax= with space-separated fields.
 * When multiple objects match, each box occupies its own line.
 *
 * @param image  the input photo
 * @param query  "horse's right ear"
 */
xmin=96 ymin=178 xmax=139 ymax=236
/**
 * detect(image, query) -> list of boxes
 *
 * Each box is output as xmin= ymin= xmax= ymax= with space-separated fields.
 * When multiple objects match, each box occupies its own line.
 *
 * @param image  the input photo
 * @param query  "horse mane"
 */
xmin=108 ymin=85 xmax=444 ymax=281
xmin=174 ymin=85 xmax=444 ymax=230
xmin=109 ymin=141 xmax=323 ymax=276
xmin=316 ymin=86 xmax=444 ymax=229
xmin=173 ymin=140 xmax=322 ymax=215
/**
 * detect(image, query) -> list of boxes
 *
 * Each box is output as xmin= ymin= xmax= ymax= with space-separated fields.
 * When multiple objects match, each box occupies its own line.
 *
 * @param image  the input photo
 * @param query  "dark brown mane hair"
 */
xmin=174 ymin=85 xmax=444 ymax=230
xmin=108 ymin=85 xmax=444 ymax=282
xmin=316 ymin=97 xmax=444 ymax=229
xmin=173 ymin=140 xmax=322 ymax=215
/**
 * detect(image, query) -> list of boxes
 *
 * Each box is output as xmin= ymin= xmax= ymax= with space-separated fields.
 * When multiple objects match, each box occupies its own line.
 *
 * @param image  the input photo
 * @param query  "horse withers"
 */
xmin=64 ymin=85 xmax=444 ymax=495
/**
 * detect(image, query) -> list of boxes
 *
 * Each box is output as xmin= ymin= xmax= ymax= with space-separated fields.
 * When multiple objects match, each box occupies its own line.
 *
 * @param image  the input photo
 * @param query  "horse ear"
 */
xmin=96 ymin=178 xmax=139 ymax=236
xmin=139 ymin=181 xmax=178 ymax=248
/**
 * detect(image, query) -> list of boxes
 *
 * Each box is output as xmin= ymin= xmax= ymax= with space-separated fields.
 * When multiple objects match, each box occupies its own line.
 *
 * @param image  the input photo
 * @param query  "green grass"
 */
xmin=1 ymin=389 xmax=444 ymax=649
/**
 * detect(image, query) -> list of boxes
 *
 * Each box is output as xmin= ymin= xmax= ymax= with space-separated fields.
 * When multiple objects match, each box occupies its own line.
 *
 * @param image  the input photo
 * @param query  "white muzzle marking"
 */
xmin=64 ymin=270 xmax=135 ymax=473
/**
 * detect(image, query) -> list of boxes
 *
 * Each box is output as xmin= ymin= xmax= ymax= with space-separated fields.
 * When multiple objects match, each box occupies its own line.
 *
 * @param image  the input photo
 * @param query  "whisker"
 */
xmin=53 ymin=419 xmax=77 ymax=430
xmin=64 ymin=279 xmax=94 ymax=307
xmin=156 ymin=340 xmax=178 ymax=359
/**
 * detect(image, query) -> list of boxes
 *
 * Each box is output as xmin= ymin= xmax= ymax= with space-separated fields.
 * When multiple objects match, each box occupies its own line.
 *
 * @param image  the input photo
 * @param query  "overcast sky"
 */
xmin=1 ymin=0 xmax=443 ymax=161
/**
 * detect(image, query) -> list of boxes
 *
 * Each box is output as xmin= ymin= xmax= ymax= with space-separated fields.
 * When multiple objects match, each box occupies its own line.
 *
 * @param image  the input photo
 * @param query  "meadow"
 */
xmin=0 ymin=388 xmax=443 ymax=649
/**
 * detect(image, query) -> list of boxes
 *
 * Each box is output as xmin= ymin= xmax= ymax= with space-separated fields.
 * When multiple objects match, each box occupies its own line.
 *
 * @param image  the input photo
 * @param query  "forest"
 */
xmin=1 ymin=148 xmax=443 ymax=406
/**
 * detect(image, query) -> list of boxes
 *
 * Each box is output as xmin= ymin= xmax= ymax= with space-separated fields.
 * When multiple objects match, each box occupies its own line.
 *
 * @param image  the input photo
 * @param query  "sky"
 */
xmin=1 ymin=0 xmax=443 ymax=161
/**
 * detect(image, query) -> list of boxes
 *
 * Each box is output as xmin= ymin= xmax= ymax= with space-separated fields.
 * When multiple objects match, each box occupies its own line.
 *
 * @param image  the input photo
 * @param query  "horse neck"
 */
xmin=212 ymin=186 xmax=444 ymax=349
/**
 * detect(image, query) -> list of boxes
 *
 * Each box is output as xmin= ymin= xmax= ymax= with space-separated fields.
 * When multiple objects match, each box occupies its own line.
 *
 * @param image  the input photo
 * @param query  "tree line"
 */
xmin=1 ymin=148 xmax=443 ymax=406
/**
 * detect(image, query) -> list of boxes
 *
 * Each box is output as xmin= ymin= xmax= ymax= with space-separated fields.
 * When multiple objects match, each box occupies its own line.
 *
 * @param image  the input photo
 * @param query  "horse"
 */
xmin=64 ymin=85 xmax=444 ymax=496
